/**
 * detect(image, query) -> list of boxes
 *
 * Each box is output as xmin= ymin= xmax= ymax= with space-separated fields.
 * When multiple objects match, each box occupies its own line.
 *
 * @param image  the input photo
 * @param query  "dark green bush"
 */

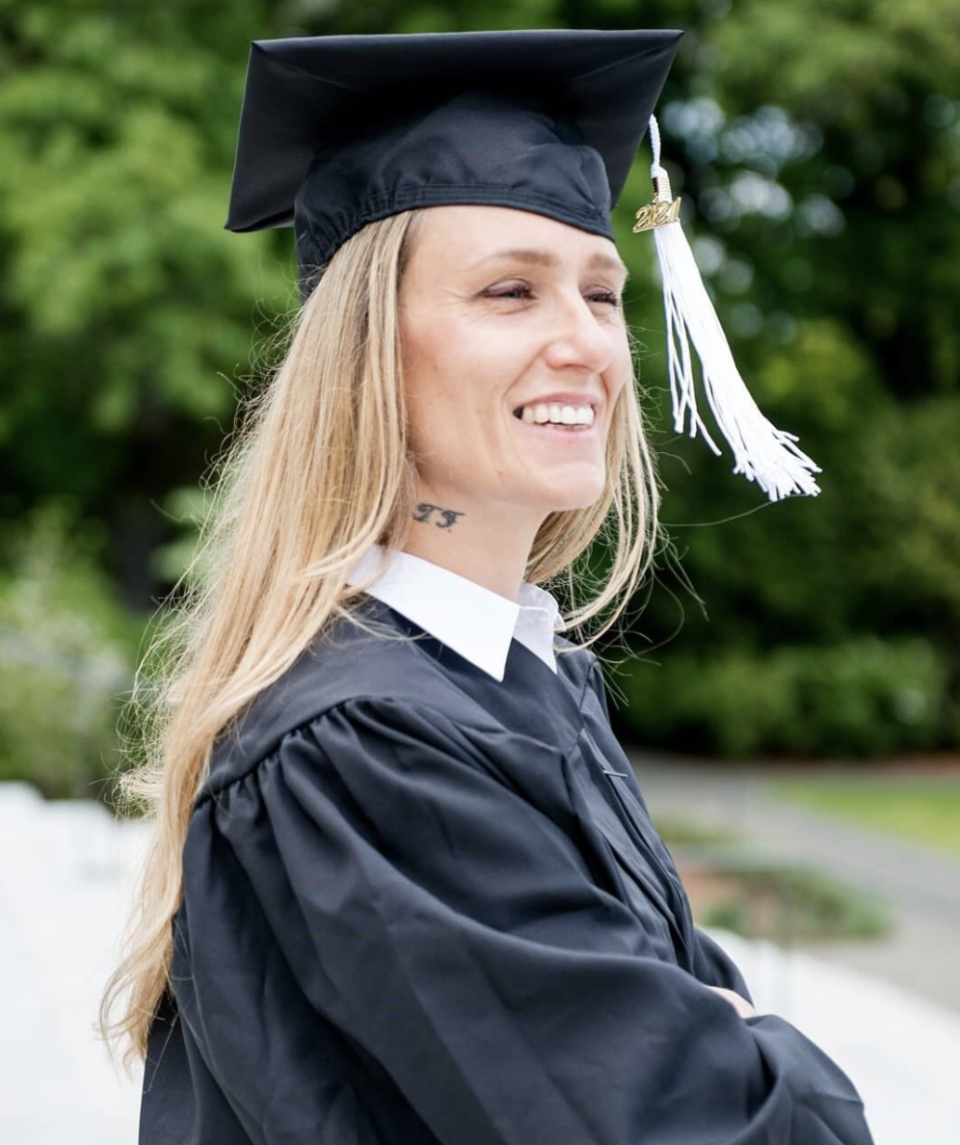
xmin=614 ymin=637 xmax=949 ymax=759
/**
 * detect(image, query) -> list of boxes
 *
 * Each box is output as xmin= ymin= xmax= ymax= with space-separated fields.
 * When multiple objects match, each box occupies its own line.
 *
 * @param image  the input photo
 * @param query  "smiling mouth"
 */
xmin=513 ymin=402 xmax=595 ymax=428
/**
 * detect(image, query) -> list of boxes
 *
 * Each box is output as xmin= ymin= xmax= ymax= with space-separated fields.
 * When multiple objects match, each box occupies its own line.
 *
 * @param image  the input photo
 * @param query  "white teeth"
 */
xmin=517 ymin=402 xmax=595 ymax=427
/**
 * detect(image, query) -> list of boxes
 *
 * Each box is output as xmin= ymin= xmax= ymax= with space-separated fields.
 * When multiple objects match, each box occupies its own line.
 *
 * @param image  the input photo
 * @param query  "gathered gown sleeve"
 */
xmin=173 ymin=695 xmax=873 ymax=1145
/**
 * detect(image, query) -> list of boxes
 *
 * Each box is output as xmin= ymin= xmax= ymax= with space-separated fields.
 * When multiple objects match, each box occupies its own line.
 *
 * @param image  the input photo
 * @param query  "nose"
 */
xmin=543 ymin=292 xmax=615 ymax=376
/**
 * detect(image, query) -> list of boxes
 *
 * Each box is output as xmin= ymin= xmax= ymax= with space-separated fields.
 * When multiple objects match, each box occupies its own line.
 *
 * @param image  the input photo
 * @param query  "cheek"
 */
xmin=403 ymin=328 xmax=480 ymax=468
xmin=403 ymin=314 xmax=513 ymax=443
xmin=403 ymin=318 xmax=448 ymax=428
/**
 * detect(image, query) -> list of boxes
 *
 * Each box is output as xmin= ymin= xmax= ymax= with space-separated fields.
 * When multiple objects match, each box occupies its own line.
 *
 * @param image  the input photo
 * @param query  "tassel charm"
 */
xmin=633 ymin=165 xmax=681 ymax=231
xmin=637 ymin=116 xmax=821 ymax=502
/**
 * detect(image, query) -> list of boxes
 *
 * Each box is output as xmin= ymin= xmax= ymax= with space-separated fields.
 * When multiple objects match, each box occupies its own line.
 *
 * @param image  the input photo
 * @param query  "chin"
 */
xmin=552 ymin=493 xmax=605 ymax=514
xmin=535 ymin=474 xmax=607 ymax=514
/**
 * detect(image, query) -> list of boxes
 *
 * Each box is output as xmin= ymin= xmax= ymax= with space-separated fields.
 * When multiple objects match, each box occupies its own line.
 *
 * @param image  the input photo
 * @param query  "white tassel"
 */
xmin=635 ymin=116 xmax=821 ymax=501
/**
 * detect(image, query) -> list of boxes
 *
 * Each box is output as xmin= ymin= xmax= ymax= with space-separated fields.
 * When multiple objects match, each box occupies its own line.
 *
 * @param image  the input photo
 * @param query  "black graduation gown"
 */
xmin=140 ymin=600 xmax=874 ymax=1144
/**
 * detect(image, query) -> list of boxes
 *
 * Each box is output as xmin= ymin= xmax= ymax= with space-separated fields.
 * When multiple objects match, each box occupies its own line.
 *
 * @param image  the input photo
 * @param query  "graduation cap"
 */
xmin=226 ymin=30 xmax=820 ymax=501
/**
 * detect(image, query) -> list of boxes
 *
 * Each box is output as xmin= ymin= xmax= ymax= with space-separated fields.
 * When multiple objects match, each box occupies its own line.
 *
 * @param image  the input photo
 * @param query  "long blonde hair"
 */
xmin=99 ymin=207 xmax=660 ymax=1069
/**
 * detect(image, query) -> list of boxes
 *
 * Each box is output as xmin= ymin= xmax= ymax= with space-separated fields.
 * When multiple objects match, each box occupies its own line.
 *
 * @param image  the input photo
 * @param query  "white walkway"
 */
xmin=1 ymin=782 xmax=957 ymax=1144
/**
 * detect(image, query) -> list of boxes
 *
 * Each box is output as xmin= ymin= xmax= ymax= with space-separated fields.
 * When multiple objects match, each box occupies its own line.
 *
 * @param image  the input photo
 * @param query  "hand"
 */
xmin=708 ymin=986 xmax=758 ymax=1019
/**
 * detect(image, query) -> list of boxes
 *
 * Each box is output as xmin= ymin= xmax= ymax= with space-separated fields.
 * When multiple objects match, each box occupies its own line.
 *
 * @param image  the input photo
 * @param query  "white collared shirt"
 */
xmin=347 ymin=545 xmax=565 ymax=682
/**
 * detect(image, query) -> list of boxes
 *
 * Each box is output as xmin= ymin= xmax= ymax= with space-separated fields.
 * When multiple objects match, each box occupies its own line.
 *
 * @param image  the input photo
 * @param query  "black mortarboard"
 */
xmin=226 ymin=29 xmax=822 ymax=501
xmin=225 ymin=29 xmax=682 ymax=283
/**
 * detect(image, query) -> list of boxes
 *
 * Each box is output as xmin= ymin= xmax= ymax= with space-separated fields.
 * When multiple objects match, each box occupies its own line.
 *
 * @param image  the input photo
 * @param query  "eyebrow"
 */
xmin=473 ymin=247 xmax=630 ymax=279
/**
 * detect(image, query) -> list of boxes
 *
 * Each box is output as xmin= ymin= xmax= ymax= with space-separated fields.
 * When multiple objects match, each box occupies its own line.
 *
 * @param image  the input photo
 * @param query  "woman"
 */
xmin=102 ymin=28 xmax=873 ymax=1144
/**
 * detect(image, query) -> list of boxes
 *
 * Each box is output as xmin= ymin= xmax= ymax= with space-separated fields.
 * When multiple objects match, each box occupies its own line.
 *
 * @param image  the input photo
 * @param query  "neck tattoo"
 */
xmin=413 ymin=502 xmax=465 ymax=530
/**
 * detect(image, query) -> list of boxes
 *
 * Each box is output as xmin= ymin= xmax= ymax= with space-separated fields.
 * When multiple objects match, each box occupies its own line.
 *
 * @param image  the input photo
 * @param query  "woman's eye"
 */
xmin=484 ymin=283 xmax=532 ymax=300
xmin=481 ymin=283 xmax=621 ymax=306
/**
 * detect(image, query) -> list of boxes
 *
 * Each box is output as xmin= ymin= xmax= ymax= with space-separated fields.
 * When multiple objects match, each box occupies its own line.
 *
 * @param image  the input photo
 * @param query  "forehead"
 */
xmin=407 ymin=204 xmax=626 ymax=273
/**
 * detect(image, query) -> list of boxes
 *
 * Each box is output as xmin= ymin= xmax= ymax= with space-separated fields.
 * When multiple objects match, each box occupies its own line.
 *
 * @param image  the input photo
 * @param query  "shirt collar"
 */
xmin=346 ymin=544 xmax=565 ymax=682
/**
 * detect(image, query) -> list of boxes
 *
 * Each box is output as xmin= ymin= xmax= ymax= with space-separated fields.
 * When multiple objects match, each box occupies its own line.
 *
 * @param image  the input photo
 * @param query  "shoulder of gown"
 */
xmin=201 ymin=598 xmax=598 ymax=802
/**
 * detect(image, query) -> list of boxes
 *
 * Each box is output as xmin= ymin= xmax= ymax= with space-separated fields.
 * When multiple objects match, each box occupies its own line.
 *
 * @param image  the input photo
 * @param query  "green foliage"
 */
xmin=854 ymin=397 xmax=960 ymax=628
xmin=702 ymin=864 xmax=890 ymax=941
xmin=0 ymin=505 xmax=139 ymax=797
xmin=615 ymin=637 xmax=948 ymax=759
xmin=0 ymin=0 xmax=958 ymax=775
xmin=657 ymin=817 xmax=891 ymax=941
xmin=0 ymin=0 xmax=296 ymax=541
xmin=149 ymin=483 xmax=214 ymax=586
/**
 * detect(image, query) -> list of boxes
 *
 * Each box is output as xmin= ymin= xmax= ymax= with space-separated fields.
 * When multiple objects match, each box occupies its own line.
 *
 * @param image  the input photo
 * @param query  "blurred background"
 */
xmin=0 ymin=0 xmax=958 ymax=1141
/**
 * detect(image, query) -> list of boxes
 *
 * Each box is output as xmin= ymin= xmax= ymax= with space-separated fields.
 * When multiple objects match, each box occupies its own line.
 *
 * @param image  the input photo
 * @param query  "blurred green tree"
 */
xmin=0 ymin=0 xmax=294 ymax=603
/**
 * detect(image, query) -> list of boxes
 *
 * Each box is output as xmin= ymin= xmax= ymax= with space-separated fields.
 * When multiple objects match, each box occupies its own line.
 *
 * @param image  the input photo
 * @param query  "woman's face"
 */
xmin=399 ymin=205 xmax=632 ymax=526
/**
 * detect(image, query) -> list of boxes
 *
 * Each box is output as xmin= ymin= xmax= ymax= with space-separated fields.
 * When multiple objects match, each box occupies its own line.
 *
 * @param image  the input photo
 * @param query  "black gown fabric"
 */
xmin=141 ymin=600 xmax=874 ymax=1144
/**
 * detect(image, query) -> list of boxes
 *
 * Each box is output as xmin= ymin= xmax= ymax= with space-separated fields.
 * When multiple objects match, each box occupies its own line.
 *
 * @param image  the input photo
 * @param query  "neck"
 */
xmin=401 ymin=492 xmax=543 ymax=601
